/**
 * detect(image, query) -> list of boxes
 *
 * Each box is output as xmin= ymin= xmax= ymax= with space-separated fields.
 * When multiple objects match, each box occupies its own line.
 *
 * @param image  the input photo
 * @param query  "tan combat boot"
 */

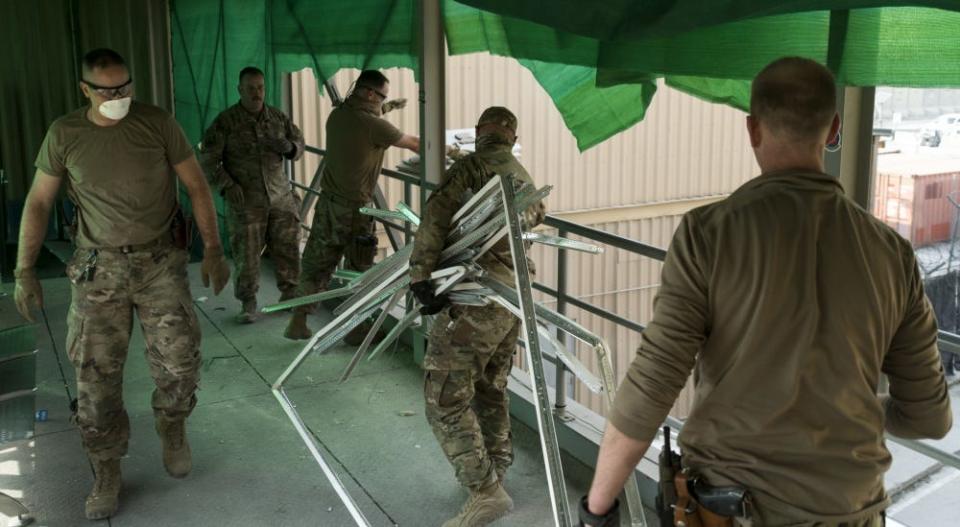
xmin=157 ymin=420 xmax=192 ymax=478
xmin=284 ymin=311 xmax=313 ymax=340
xmin=236 ymin=299 xmax=258 ymax=324
xmin=441 ymin=481 xmax=513 ymax=527
xmin=85 ymin=458 xmax=121 ymax=520
xmin=495 ymin=465 xmax=507 ymax=486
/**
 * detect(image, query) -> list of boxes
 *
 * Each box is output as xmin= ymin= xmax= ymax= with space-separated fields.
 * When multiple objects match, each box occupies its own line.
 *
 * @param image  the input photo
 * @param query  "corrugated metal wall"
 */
xmin=291 ymin=54 xmax=757 ymax=214
xmin=290 ymin=53 xmax=758 ymax=417
xmin=527 ymin=216 xmax=694 ymax=416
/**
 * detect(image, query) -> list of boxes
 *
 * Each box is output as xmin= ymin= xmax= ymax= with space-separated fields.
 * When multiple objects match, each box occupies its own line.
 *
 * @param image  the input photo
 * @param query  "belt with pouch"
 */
xmin=321 ymin=192 xmax=370 ymax=208
xmin=674 ymin=471 xmax=751 ymax=527
xmin=657 ymin=427 xmax=751 ymax=527
xmin=98 ymin=234 xmax=173 ymax=254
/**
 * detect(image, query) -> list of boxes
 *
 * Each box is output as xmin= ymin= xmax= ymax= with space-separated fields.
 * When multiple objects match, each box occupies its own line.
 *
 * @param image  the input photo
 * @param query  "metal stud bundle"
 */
xmin=265 ymin=175 xmax=648 ymax=527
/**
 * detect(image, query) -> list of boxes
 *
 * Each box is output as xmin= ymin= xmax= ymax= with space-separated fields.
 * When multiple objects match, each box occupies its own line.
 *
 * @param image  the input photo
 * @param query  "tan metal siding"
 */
xmin=527 ymin=216 xmax=694 ymax=418
xmin=292 ymin=54 xmax=758 ymax=215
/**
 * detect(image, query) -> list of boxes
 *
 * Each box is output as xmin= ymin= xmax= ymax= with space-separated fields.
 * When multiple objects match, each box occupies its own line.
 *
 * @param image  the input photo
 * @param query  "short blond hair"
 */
xmin=751 ymin=57 xmax=837 ymax=141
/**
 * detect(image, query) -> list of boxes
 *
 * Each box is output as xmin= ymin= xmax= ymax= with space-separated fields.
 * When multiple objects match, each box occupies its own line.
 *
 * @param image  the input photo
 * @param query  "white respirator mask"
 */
xmin=99 ymin=97 xmax=132 ymax=120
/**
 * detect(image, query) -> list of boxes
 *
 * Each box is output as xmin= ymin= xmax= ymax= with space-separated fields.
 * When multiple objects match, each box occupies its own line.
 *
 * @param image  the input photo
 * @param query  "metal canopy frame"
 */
xmin=498 ymin=176 xmax=572 ymax=526
xmin=284 ymin=81 xmax=956 ymax=525
xmin=268 ymin=174 xmax=649 ymax=527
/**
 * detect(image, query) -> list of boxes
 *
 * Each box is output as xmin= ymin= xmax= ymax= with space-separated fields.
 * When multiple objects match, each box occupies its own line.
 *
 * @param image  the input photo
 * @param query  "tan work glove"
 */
xmin=201 ymin=246 xmax=231 ymax=295
xmin=14 ymin=267 xmax=43 ymax=322
xmin=223 ymin=184 xmax=244 ymax=206
xmin=446 ymin=144 xmax=467 ymax=160
xmin=381 ymin=98 xmax=407 ymax=114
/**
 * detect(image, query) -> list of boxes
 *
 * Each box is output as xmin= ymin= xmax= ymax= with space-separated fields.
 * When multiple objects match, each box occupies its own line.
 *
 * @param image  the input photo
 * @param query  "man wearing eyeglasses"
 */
xmin=13 ymin=48 xmax=230 ymax=521
xmin=285 ymin=69 xmax=419 ymax=340
xmin=200 ymin=66 xmax=305 ymax=324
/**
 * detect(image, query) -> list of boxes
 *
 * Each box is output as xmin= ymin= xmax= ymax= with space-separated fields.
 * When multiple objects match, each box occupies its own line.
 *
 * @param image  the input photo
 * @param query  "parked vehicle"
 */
xmin=920 ymin=113 xmax=960 ymax=147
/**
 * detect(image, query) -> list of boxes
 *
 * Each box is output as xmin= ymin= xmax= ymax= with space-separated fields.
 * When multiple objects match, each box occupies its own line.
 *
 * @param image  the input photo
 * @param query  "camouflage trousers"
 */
xmin=294 ymin=193 xmax=376 ymax=314
xmin=423 ymin=303 xmax=520 ymax=490
xmin=65 ymin=243 xmax=201 ymax=462
xmin=227 ymin=193 xmax=301 ymax=302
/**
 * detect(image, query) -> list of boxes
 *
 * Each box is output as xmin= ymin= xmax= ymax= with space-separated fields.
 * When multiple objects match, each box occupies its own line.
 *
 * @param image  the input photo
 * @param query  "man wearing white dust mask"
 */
xmin=14 ymin=47 xmax=231 ymax=521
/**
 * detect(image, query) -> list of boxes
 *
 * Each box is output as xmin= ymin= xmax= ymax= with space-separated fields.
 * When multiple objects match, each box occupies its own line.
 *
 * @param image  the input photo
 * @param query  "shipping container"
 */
xmin=874 ymin=154 xmax=960 ymax=247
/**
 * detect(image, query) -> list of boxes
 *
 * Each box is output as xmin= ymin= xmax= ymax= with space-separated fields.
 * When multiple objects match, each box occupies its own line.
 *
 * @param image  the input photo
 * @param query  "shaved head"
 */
xmin=751 ymin=57 xmax=837 ymax=142
xmin=81 ymin=48 xmax=128 ymax=81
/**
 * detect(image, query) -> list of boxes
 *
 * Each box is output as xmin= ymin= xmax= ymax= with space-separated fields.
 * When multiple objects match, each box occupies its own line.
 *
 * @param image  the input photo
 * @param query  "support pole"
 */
xmin=418 ymin=0 xmax=446 ymax=209
xmin=838 ymin=87 xmax=877 ymax=209
xmin=555 ymin=227 xmax=569 ymax=418
xmin=825 ymin=87 xmax=877 ymax=209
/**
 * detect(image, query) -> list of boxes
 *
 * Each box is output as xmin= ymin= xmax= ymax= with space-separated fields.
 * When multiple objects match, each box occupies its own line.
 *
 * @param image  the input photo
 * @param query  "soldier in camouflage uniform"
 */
xmin=409 ymin=107 xmax=546 ymax=527
xmin=13 ymin=49 xmax=230 ymax=521
xmin=284 ymin=69 xmax=419 ymax=341
xmin=201 ymin=66 xmax=305 ymax=323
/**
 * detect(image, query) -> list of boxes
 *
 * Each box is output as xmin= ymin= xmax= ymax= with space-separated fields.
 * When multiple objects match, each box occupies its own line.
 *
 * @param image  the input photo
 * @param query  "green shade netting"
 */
xmin=594 ymin=8 xmax=960 ymax=86
xmin=171 ymin=0 xmax=419 ymax=147
xmin=443 ymin=2 xmax=656 ymax=150
xmin=171 ymin=0 xmax=655 ymax=152
xmin=455 ymin=1 xmax=960 ymax=40
xmin=457 ymin=2 xmax=960 ymax=110
xmin=172 ymin=1 xmax=960 ymax=156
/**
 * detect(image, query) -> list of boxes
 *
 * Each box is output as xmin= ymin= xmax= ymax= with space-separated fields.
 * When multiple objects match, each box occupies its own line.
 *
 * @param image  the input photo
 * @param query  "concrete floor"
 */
xmin=0 ymin=264 xmax=597 ymax=527
xmin=2 ymin=257 xmax=958 ymax=526
xmin=885 ymin=382 xmax=960 ymax=527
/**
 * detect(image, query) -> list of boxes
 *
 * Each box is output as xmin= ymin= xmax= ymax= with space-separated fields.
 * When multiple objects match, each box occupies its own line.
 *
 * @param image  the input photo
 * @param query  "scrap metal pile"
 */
xmin=264 ymin=175 xmax=648 ymax=527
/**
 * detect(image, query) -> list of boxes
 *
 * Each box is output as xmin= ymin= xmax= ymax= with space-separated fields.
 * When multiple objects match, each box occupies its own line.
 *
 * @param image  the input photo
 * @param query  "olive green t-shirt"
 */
xmin=320 ymin=95 xmax=403 ymax=203
xmin=35 ymin=101 xmax=194 ymax=248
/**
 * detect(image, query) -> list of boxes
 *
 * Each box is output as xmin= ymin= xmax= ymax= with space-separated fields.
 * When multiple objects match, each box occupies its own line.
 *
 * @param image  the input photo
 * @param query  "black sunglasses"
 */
xmin=367 ymin=86 xmax=388 ymax=100
xmin=82 ymin=78 xmax=134 ymax=99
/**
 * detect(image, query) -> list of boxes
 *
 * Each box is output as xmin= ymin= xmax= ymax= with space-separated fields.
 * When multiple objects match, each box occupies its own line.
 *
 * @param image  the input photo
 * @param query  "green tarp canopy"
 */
xmin=172 ymin=0 xmax=653 ymax=151
xmin=172 ymin=1 xmax=960 ymax=152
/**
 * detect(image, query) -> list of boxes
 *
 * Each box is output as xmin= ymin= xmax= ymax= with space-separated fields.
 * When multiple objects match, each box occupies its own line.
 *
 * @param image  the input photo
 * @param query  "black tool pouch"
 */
xmin=171 ymin=206 xmax=193 ymax=250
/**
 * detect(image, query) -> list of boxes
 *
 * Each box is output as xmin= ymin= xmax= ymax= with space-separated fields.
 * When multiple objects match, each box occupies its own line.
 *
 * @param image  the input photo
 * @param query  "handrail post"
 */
xmin=418 ymin=0 xmax=445 ymax=204
xmin=555 ymin=227 xmax=571 ymax=420
xmin=404 ymin=181 xmax=412 ymax=246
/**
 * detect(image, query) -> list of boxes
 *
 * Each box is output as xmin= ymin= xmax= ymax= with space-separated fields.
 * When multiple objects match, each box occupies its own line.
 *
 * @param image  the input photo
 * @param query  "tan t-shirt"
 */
xmin=35 ymin=101 xmax=194 ymax=248
xmin=610 ymin=171 xmax=952 ymax=522
xmin=320 ymin=95 xmax=403 ymax=203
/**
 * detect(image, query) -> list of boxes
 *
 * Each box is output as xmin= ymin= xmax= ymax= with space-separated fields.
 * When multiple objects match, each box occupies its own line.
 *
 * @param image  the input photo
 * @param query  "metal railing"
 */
xmin=293 ymin=145 xmax=960 ymax=476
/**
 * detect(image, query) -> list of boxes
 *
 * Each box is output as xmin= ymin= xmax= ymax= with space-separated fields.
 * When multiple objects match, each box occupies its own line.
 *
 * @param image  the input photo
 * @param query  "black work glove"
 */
xmin=261 ymin=135 xmax=294 ymax=156
xmin=410 ymin=280 xmax=447 ymax=315
xmin=577 ymin=496 xmax=619 ymax=527
xmin=223 ymin=184 xmax=245 ymax=206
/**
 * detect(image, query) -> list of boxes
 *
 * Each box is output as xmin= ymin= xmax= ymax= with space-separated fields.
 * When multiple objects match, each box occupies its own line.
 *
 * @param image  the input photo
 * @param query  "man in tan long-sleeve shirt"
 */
xmin=580 ymin=57 xmax=952 ymax=527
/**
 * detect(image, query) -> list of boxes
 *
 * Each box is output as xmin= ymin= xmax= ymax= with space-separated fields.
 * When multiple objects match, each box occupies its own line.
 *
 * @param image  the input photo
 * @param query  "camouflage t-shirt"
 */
xmin=200 ymin=103 xmax=305 ymax=208
xmin=35 ymin=101 xmax=194 ymax=248
xmin=320 ymin=95 xmax=403 ymax=203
